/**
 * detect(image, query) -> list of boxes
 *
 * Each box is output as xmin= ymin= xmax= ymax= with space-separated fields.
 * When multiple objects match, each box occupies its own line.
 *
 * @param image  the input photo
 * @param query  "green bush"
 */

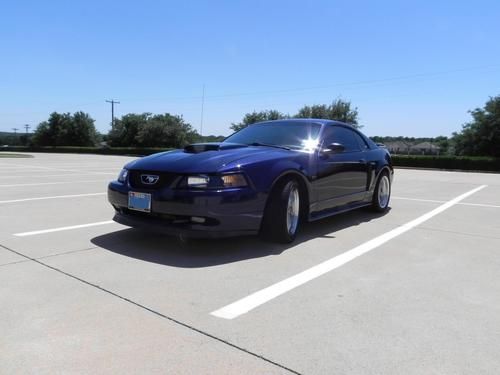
xmin=392 ymin=155 xmax=500 ymax=172
xmin=3 ymin=146 xmax=499 ymax=172
xmin=2 ymin=146 xmax=171 ymax=156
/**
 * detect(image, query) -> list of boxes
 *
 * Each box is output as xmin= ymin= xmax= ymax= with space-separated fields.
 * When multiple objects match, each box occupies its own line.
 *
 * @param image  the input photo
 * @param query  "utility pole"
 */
xmin=24 ymin=124 xmax=30 ymax=134
xmin=105 ymin=99 xmax=120 ymax=127
xmin=200 ymin=84 xmax=205 ymax=136
xmin=12 ymin=128 xmax=18 ymax=134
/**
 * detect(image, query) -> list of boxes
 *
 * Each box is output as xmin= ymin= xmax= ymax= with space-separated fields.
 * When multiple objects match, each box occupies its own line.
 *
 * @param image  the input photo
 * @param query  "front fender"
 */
xmin=370 ymin=164 xmax=394 ymax=193
xmin=243 ymin=157 xmax=314 ymax=192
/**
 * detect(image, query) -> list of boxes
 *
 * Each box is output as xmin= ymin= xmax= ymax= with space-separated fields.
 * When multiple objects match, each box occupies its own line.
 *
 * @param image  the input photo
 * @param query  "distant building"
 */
xmin=384 ymin=141 xmax=412 ymax=155
xmin=410 ymin=142 xmax=440 ymax=155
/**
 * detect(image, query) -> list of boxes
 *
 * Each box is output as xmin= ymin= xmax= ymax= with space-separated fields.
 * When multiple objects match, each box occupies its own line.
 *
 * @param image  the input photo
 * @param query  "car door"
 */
xmin=313 ymin=125 xmax=369 ymax=212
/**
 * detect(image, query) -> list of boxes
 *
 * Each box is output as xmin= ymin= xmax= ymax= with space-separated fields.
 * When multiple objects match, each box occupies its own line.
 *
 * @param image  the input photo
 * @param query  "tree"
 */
xmin=32 ymin=112 xmax=99 ymax=146
xmin=453 ymin=96 xmax=500 ymax=157
xmin=295 ymin=99 xmax=360 ymax=127
xmin=0 ymin=132 xmax=22 ymax=146
xmin=107 ymin=113 xmax=149 ymax=147
xmin=433 ymin=136 xmax=450 ymax=155
xmin=108 ymin=113 xmax=197 ymax=148
xmin=295 ymin=104 xmax=329 ymax=120
xmin=32 ymin=112 xmax=69 ymax=146
xmin=197 ymin=134 xmax=226 ymax=143
xmin=230 ymin=110 xmax=287 ymax=132
xmin=62 ymin=111 xmax=99 ymax=146
xmin=135 ymin=113 xmax=198 ymax=148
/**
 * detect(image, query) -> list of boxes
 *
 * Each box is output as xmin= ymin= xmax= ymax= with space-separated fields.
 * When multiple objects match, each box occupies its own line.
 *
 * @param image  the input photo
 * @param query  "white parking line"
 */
xmin=393 ymin=196 xmax=500 ymax=209
xmin=0 ymin=192 xmax=106 ymax=204
xmin=0 ymin=172 xmax=117 ymax=178
xmin=14 ymin=220 xmax=115 ymax=237
xmin=211 ymin=185 xmax=487 ymax=319
xmin=0 ymin=164 xmax=120 ymax=174
xmin=461 ymin=202 xmax=500 ymax=208
xmin=392 ymin=196 xmax=444 ymax=204
xmin=0 ymin=172 xmax=117 ymax=179
xmin=0 ymin=164 xmax=81 ymax=172
xmin=0 ymin=180 xmax=106 ymax=187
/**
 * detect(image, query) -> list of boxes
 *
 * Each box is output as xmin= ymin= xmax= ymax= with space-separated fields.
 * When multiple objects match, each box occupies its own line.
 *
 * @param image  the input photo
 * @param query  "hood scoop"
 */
xmin=183 ymin=142 xmax=248 ymax=154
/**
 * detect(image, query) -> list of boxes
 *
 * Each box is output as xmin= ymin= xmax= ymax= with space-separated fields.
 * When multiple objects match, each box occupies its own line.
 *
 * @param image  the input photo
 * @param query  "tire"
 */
xmin=371 ymin=171 xmax=391 ymax=212
xmin=261 ymin=178 xmax=301 ymax=243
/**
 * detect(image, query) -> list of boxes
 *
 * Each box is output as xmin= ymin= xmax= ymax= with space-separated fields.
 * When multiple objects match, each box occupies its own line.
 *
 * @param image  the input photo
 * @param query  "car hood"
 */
xmin=126 ymin=143 xmax=291 ymax=173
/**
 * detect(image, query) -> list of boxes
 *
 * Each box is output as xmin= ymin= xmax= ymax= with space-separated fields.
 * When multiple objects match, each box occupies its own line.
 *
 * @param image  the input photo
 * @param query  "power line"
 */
xmin=1 ymin=64 xmax=498 ymax=124
xmin=200 ymin=65 xmax=500 ymax=100
xmin=12 ymin=128 xmax=18 ymax=134
xmin=114 ymin=64 xmax=500 ymax=104
xmin=105 ymin=99 xmax=120 ymax=128
xmin=24 ymin=124 xmax=30 ymax=134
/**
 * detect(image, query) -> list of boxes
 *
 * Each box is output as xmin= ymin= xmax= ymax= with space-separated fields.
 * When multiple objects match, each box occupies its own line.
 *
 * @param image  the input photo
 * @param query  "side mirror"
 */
xmin=322 ymin=142 xmax=345 ymax=155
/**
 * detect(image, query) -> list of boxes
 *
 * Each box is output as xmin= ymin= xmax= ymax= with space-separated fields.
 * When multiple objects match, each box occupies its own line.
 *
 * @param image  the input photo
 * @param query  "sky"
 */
xmin=1 ymin=0 xmax=499 ymax=137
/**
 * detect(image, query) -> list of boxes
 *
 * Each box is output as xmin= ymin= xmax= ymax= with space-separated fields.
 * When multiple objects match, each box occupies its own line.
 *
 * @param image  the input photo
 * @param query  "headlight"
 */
xmin=186 ymin=174 xmax=248 ymax=189
xmin=187 ymin=175 xmax=210 ymax=188
xmin=117 ymin=168 xmax=129 ymax=183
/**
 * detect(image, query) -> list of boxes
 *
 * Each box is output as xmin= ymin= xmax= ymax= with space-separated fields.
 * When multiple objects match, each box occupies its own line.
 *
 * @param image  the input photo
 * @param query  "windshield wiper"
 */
xmin=248 ymin=142 xmax=291 ymax=151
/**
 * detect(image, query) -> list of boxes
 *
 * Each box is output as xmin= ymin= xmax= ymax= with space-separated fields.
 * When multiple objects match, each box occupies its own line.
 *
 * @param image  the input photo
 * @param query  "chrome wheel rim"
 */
xmin=286 ymin=185 xmax=300 ymax=235
xmin=378 ymin=175 xmax=390 ymax=208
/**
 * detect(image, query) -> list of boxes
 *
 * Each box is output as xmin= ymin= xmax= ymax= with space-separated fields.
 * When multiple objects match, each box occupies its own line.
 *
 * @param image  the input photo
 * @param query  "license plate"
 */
xmin=128 ymin=192 xmax=151 ymax=212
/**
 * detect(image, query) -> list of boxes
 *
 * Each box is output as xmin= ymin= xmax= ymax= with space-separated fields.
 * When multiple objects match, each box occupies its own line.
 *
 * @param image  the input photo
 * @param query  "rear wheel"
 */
xmin=261 ymin=178 xmax=301 ymax=243
xmin=371 ymin=171 xmax=391 ymax=212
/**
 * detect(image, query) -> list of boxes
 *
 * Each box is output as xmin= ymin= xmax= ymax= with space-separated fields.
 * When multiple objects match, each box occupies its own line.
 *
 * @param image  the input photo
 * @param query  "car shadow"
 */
xmin=91 ymin=208 xmax=391 ymax=268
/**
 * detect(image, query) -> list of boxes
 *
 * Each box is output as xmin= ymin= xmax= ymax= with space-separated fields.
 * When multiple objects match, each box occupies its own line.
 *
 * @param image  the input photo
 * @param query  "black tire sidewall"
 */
xmin=262 ymin=178 xmax=300 ymax=243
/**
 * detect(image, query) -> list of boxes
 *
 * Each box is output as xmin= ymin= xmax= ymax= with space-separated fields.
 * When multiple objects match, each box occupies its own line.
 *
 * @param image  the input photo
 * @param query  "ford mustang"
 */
xmin=108 ymin=119 xmax=393 ymax=243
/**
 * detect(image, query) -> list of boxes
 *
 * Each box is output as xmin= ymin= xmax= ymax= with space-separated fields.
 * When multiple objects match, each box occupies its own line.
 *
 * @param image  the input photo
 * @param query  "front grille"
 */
xmin=128 ymin=170 xmax=179 ymax=189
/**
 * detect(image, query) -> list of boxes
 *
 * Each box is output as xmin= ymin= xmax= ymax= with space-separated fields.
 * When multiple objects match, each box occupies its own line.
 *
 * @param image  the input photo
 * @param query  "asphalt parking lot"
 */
xmin=1 ymin=152 xmax=500 ymax=374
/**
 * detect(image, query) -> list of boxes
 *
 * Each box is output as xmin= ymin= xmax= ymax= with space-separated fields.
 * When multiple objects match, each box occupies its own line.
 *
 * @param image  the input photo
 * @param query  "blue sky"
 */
xmin=1 ymin=0 xmax=499 ymax=137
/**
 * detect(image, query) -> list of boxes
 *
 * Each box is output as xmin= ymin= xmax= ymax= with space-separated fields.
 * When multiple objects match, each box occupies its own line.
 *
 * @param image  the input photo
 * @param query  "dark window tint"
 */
xmin=353 ymin=132 xmax=369 ymax=150
xmin=322 ymin=126 xmax=361 ymax=152
xmin=224 ymin=121 xmax=322 ymax=149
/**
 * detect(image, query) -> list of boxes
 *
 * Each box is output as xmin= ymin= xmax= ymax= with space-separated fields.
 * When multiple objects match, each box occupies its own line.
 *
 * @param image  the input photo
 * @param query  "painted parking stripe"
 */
xmin=0 ymin=164 xmax=81 ymax=172
xmin=0 ymin=192 xmax=106 ymax=204
xmin=14 ymin=220 xmax=115 ymax=237
xmin=393 ymin=196 xmax=500 ymax=209
xmin=0 ymin=172 xmax=116 ymax=179
xmin=0 ymin=180 xmax=106 ymax=187
xmin=211 ymin=185 xmax=487 ymax=320
xmin=0 ymin=164 xmax=120 ymax=173
xmin=392 ymin=196 xmax=444 ymax=204
xmin=461 ymin=202 xmax=500 ymax=208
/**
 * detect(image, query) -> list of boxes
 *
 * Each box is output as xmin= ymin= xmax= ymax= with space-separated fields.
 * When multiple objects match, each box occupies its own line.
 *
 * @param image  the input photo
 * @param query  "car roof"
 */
xmin=254 ymin=118 xmax=353 ymax=127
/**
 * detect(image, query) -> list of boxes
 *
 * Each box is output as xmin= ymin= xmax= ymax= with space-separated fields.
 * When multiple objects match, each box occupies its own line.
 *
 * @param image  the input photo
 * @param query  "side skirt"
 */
xmin=308 ymin=201 xmax=371 ymax=222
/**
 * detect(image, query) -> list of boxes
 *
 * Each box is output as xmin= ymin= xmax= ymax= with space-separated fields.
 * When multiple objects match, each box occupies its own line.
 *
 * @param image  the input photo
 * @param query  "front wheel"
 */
xmin=261 ymin=179 xmax=301 ymax=243
xmin=371 ymin=171 xmax=391 ymax=212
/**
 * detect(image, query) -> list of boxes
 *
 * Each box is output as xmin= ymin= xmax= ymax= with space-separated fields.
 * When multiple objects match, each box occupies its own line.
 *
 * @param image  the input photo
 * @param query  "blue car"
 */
xmin=108 ymin=119 xmax=393 ymax=243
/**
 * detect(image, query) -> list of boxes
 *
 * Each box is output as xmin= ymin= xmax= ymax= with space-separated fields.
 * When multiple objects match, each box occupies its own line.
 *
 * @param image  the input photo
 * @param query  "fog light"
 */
xmin=191 ymin=216 xmax=206 ymax=224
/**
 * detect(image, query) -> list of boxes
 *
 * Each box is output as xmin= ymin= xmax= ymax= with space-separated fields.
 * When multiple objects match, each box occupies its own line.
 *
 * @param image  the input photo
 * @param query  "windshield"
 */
xmin=223 ymin=121 xmax=322 ymax=150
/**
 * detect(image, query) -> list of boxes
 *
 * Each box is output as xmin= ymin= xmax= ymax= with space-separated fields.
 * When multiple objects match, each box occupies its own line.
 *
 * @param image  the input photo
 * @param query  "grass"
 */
xmin=0 ymin=152 xmax=33 ymax=158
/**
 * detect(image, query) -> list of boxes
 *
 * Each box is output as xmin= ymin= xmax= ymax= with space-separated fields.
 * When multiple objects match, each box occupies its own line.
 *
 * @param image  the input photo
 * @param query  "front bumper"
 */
xmin=108 ymin=181 xmax=266 ymax=238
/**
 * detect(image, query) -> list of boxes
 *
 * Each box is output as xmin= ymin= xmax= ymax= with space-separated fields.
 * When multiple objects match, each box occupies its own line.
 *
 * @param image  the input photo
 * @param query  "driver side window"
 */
xmin=322 ymin=126 xmax=361 ymax=153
